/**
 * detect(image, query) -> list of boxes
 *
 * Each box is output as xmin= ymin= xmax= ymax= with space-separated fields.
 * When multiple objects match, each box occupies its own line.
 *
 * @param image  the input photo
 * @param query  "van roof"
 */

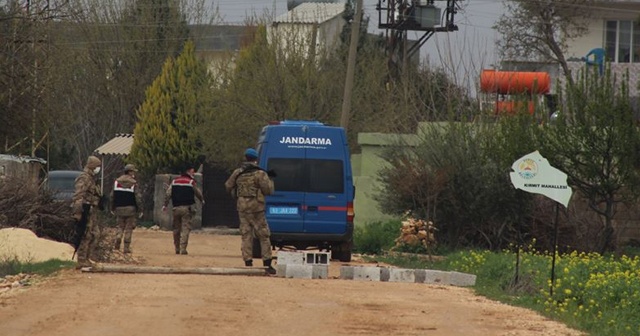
xmin=277 ymin=120 xmax=325 ymax=126
xmin=48 ymin=170 xmax=82 ymax=177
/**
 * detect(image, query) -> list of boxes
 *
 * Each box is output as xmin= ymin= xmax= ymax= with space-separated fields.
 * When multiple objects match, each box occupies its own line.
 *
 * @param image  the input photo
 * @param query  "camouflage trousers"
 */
xmin=114 ymin=206 xmax=137 ymax=252
xmin=77 ymin=209 xmax=100 ymax=264
xmin=172 ymin=206 xmax=193 ymax=253
xmin=239 ymin=211 xmax=272 ymax=261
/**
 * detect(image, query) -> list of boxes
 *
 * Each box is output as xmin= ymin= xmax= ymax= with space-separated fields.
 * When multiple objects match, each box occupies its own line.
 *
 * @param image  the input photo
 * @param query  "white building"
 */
xmin=268 ymin=2 xmax=347 ymax=59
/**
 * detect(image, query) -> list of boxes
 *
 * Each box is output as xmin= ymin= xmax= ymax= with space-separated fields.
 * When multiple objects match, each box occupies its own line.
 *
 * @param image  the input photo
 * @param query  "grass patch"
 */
xmin=0 ymin=257 xmax=76 ymax=278
xmin=373 ymin=247 xmax=640 ymax=335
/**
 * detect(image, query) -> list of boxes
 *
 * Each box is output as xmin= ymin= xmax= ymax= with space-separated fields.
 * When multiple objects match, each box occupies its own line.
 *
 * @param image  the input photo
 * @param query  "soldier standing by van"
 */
xmin=110 ymin=164 xmax=143 ymax=254
xmin=163 ymin=165 xmax=204 ymax=255
xmin=71 ymin=155 xmax=102 ymax=268
xmin=225 ymin=148 xmax=276 ymax=274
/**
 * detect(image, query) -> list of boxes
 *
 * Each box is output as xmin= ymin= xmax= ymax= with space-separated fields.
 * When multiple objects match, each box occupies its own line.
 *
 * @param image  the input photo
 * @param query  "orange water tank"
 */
xmin=480 ymin=70 xmax=551 ymax=95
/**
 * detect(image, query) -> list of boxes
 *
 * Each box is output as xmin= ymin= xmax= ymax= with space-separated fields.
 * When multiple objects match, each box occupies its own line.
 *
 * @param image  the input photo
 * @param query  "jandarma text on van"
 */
xmin=279 ymin=137 xmax=332 ymax=145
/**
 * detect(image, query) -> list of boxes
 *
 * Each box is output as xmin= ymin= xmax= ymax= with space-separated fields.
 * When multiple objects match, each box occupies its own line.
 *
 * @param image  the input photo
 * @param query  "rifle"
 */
xmin=71 ymin=203 xmax=91 ymax=260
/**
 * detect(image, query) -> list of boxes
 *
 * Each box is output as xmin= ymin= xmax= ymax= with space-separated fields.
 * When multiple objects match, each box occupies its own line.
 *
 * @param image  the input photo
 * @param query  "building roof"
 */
xmin=94 ymin=134 xmax=134 ymax=156
xmin=0 ymin=154 xmax=47 ymax=164
xmin=274 ymin=3 xmax=345 ymax=24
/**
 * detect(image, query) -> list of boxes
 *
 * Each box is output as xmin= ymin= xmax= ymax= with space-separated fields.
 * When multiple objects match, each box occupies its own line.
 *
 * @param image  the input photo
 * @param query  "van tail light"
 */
xmin=347 ymin=202 xmax=355 ymax=223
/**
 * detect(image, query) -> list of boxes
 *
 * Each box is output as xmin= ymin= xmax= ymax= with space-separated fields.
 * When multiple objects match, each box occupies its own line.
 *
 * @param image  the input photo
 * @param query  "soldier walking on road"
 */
xmin=71 ymin=155 xmax=103 ymax=268
xmin=110 ymin=164 xmax=143 ymax=254
xmin=225 ymin=148 xmax=276 ymax=274
xmin=163 ymin=165 xmax=204 ymax=255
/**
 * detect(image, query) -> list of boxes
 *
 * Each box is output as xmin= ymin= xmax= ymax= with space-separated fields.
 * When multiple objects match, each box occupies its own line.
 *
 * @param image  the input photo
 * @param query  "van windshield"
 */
xmin=267 ymin=158 xmax=343 ymax=193
xmin=48 ymin=177 xmax=77 ymax=191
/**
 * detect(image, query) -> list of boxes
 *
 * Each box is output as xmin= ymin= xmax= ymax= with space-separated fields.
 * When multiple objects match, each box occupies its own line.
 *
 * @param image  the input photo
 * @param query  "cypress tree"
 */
xmin=130 ymin=40 xmax=211 ymax=174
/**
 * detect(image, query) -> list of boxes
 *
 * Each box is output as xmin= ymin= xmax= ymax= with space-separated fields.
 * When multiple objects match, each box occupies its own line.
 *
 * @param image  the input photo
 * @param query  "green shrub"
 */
xmin=0 ymin=258 xmax=75 ymax=277
xmin=353 ymin=220 xmax=401 ymax=255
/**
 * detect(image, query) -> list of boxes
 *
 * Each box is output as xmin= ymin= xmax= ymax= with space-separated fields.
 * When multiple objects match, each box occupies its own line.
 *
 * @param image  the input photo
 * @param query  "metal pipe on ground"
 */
xmin=83 ymin=264 xmax=268 ymax=276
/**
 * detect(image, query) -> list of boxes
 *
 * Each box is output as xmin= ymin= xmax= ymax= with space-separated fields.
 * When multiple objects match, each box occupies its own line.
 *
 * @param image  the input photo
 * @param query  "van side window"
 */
xmin=267 ymin=158 xmax=344 ymax=193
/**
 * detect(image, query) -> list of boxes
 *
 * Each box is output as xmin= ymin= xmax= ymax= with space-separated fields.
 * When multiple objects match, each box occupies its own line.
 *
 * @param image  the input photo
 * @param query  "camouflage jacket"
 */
xmin=224 ymin=162 xmax=274 ymax=213
xmin=71 ymin=168 xmax=101 ymax=215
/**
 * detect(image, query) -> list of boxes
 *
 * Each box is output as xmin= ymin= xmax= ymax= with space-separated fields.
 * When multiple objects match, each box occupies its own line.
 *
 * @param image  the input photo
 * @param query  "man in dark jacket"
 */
xmin=110 ymin=163 xmax=143 ymax=254
xmin=163 ymin=165 xmax=204 ymax=255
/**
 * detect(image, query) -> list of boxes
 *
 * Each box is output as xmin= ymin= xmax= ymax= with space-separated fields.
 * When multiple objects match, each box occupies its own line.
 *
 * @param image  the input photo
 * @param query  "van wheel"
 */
xmin=332 ymin=242 xmax=352 ymax=262
xmin=252 ymin=238 xmax=262 ymax=259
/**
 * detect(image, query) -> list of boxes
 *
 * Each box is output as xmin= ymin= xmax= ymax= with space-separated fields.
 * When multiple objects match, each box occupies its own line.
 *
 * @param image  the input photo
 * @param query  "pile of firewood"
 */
xmin=392 ymin=216 xmax=437 ymax=251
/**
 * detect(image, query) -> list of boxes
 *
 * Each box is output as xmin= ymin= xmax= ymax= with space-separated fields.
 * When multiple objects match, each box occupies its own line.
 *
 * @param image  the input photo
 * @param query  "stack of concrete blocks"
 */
xmin=340 ymin=266 xmax=476 ymax=287
xmin=275 ymin=250 xmax=330 ymax=279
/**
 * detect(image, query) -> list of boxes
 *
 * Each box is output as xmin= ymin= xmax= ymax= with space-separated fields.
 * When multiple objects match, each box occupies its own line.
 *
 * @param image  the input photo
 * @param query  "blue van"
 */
xmin=256 ymin=120 xmax=355 ymax=261
xmin=46 ymin=170 xmax=82 ymax=202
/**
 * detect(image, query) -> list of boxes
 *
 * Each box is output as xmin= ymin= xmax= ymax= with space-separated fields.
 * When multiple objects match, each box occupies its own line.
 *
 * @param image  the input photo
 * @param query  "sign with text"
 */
xmin=509 ymin=151 xmax=573 ymax=207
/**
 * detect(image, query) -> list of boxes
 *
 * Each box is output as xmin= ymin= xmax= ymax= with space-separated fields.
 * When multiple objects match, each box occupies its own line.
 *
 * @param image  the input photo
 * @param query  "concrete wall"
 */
xmin=352 ymin=132 xmax=418 ymax=227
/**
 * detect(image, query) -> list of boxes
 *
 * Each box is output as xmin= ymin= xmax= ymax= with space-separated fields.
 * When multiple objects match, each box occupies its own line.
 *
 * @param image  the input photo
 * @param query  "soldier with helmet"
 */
xmin=163 ymin=165 xmax=204 ymax=255
xmin=225 ymin=148 xmax=276 ymax=274
xmin=71 ymin=155 xmax=103 ymax=268
xmin=110 ymin=163 xmax=143 ymax=254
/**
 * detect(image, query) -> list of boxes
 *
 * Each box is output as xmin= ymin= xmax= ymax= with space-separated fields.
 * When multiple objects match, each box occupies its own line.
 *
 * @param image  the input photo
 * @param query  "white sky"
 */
xmin=208 ymin=0 xmax=506 ymax=93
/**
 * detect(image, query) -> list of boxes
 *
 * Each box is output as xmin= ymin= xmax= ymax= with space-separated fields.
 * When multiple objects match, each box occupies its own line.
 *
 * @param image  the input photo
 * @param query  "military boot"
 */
xmin=244 ymin=259 xmax=253 ymax=267
xmin=263 ymin=259 xmax=276 ymax=275
xmin=123 ymin=243 xmax=131 ymax=254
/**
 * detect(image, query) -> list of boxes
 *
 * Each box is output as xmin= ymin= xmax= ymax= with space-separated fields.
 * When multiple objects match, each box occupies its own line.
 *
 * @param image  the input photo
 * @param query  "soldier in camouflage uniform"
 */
xmin=71 ymin=155 xmax=102 ymax=268
xmin=110 ymin=163 xmax=143 ymax=254
xmin=163 ymin=165 xmax=204 ymax=255
xmin=225 ymin=148 xmax=276 ymax=274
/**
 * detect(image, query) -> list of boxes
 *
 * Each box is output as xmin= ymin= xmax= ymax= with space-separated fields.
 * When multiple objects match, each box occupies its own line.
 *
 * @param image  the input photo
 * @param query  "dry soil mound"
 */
xmin=0 ymin=228 xmax=74 ymax=263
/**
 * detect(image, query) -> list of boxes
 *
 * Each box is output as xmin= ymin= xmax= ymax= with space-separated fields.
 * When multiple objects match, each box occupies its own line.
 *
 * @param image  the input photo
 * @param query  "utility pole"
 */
xmin=340 ymin=0 xmax=363 ymax=131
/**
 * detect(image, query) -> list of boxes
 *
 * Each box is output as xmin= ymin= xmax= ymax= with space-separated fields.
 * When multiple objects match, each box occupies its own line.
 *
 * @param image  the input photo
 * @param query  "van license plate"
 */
xmin=269 ymin=207 xmax=299 ymax=215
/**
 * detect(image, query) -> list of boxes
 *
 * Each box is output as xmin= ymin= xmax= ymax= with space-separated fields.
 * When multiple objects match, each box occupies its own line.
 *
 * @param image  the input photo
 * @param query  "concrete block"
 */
xmin=353 ymin=266 xmax=381 ymax=282
xmin=389 ymin=268 xmax=415 ymax=283
xmin=277 ymin=251 xmax=305 ymax=265
xmin=414 ymin=269 xmax=426 ymax=283
xmin=422 ymin=270 xmax=451 ymax=285
xmin=305 ymin=252 xmax=330 ymax=265
xmin=380 ymin=267 xmax=390 ymax=282
xmin=276 ymin=263 xmax=287 ymax=277
xmin=311 ymin=265 xmax=329 ymax=279
xmin=285 ymin=264 xmax=313 ymax=279
xmin=449 ymin=271 xmax=476 ymax=287
xmin=340 ymin=266 xmax=354 ymax=280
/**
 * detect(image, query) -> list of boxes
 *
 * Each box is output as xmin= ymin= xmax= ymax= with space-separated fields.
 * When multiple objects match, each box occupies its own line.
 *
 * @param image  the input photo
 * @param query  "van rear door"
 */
xmin=302 ymin=127 xmax=349 ymax=235
xmin=262 ymin=126 xmax=306 ymax=234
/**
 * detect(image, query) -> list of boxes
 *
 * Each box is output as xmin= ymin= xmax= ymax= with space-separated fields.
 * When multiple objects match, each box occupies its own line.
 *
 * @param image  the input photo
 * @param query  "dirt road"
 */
xmin=0 ymin=229 xmax=585 ymax=336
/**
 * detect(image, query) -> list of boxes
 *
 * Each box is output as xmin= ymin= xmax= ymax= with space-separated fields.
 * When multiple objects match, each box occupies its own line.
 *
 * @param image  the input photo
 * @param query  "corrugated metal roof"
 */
xmin=94 ymin=133 xmax=134 ymax=156
xmin=0 ymin=154 xmax=46 ymax=164
xmin=274 ymin=3 xmax=345 ymax=24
